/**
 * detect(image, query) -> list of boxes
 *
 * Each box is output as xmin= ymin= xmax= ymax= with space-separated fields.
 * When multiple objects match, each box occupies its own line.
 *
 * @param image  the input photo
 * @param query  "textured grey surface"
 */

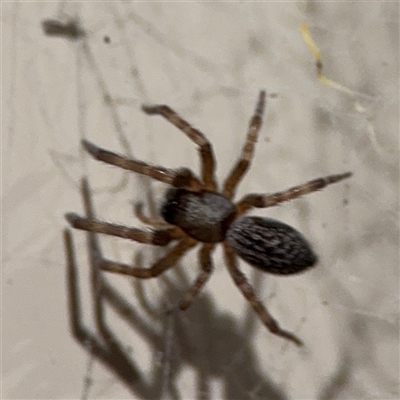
xmin=3 ymin=2 xmax=399 ymax=399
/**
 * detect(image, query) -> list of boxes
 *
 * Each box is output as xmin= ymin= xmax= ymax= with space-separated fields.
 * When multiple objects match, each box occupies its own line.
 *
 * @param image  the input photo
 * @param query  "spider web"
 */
xmin=3 ymin=2 xmax=399 ymax=399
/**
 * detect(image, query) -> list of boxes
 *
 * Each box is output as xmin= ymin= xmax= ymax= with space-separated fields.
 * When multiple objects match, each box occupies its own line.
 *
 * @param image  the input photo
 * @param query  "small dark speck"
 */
xmin=248 ymin=36 xmax=264 ymax=55
xmin=103 ymin=35 xmax=111 ymax=44
xmin=42 ymin=18 xmax=85 ymax=41
xmin=314 ymin=106 xmax=333 ymax=131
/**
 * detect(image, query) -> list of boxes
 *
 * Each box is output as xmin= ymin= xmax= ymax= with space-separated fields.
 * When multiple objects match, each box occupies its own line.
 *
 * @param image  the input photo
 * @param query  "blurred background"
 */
xmin=3 ymin=2 xmax=399 ymax=399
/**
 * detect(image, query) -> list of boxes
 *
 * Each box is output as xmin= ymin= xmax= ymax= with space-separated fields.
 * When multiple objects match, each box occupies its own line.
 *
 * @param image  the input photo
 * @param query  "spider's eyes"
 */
xmin=226 ymin=216 xmax=317 ymax=275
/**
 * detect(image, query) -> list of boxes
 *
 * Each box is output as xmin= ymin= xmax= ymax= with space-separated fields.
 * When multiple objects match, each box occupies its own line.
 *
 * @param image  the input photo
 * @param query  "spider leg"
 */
xmin=236 ymin=171 xmax=352 ymax=215
xmin=141 ymin=104 xmax=217 ymax=191
xmin=179 ymin=244 xmax=215 ymax=310
xmin=100 ymin=238 xmax=197 ymax=278
xmin=222 ymin=90 xmax=266 ymax=200
xmin=82 ymin=140 xmax=202 ymax=191
xmin=66 ymin=212 xmax=184 ymax=245
xmin=223 ymin=242 xmax=303 ymax=346
xmin=134 ymin=201 xmax=170 ymax=227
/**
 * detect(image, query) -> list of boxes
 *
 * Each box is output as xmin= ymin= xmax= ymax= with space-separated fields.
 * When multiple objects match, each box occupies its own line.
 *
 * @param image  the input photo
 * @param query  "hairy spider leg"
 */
xmin=179 ymin=244 xmax=215 ymax=310
xmin=223 ymin=242 xmax=303 ymax=346
xmin=100 ymin=238 xmax=197 ymax=278
xmin=142 ymin=104 xmax=218 ymax=191
xmin=223 ymin=90 xmax=266 ymax=200
xmin=77 ymin=177 xmax=175 ymax=339
xmin=236 ymin=171 xmax=352 ymax=215
xmin=134 ymin=202 xmax=170 ymax=227
xmin=82 ymin=139 xmax=202 ymax=191
xmin=66 ymin=212 xmax=184 ymax=246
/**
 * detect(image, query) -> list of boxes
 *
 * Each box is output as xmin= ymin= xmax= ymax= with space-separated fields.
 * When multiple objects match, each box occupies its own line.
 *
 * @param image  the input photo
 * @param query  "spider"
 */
xmin=66 ymin=91 xmax=352 ymax=346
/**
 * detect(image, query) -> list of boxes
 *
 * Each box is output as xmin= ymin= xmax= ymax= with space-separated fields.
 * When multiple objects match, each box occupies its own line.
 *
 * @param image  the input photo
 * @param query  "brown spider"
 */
xmin=66 ymin=91 xmax=352 ymax=346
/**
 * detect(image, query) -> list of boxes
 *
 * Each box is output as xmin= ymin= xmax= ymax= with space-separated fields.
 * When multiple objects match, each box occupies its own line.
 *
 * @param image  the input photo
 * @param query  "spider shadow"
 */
xmin=64 ymin=178 xmax=290 ymax=399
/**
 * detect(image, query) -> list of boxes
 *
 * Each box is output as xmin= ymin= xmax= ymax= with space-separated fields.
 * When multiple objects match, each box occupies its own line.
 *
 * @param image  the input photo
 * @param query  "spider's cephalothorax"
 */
xmin=66 ymin=90 xmax=352 ymax=346
xmin=161 ymin=188 xmax=237 ymax=243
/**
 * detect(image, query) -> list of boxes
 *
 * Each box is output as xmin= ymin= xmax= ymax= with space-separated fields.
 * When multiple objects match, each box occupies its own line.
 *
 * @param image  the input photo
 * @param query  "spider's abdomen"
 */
xmin=226 ymin=216 xmax=317 ymax=274
xmin=161 ymin=188 xmax=237 ymax=243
